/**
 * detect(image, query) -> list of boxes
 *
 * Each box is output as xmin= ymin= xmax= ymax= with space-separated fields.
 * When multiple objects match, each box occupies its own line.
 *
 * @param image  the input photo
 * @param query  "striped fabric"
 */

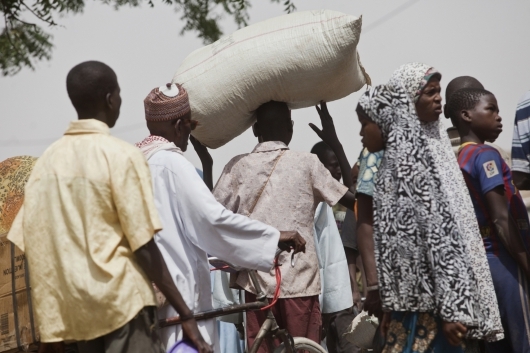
xmin=511 ymin=91 xmax=530 ymax=173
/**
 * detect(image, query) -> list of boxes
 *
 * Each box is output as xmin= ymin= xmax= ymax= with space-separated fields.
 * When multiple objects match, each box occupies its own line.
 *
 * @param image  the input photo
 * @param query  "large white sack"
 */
xmin=173 ymin=9 xmax=370 ymax=149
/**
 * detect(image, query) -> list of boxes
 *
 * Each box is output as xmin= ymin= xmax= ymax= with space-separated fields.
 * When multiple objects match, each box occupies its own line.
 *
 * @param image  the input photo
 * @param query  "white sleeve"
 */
xmin=165 ymin=155 xmax=280 ymax=272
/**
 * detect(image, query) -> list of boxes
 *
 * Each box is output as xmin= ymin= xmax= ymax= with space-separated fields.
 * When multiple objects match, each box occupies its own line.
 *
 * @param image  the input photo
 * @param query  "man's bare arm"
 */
xmin=135 ymin=239 xmax=213 ymax=353
xmin=485 ymin=186 xmax=530 ymax=279
xmin=190 ymin=136 xmax=214 ymax=191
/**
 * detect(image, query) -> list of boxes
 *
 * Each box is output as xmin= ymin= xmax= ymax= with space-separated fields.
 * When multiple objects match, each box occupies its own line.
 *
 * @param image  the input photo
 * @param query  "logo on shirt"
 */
xmin=483 ymin=160 xmax=499 ymax=178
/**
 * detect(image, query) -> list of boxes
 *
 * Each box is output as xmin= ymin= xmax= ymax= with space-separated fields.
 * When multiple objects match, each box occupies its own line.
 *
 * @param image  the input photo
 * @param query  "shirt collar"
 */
xmin=64 ymin=119 xmax=110 ymax=136
xmin=252 ymin=141 xmax=290 ymax=153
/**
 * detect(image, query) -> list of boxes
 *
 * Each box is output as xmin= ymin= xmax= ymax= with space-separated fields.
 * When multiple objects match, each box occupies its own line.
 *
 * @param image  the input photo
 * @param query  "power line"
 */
xmin=364 ymin=0 xmax=422 ymax=33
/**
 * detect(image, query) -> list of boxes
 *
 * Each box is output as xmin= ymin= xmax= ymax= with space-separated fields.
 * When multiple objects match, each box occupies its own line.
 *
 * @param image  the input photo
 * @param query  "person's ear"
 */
xmin=175 ymin=119 xmax=183 ymax=137
xmin=105 ymin=92 xmax=113 ymax=110
xmin=252 ymin=122 xmax=260 ymax=138
xmin=443 ymin=104 xmax=449 ymax=119
xmin=461 ymin=109 xmax=473 ymax=123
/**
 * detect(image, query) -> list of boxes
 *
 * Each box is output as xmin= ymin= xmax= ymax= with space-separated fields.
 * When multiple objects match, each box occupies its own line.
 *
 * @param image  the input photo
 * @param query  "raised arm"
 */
xmin=310 ymin=101 xmax=354 ymax=190
xmin=310 ymin=101 xmax=356 ymax=209
xmin=190 ymin=136 xmax=213 ymax=191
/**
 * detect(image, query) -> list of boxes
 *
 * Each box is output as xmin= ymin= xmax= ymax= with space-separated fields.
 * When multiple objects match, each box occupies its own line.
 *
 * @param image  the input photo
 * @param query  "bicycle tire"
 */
xmin=272 ymin=337 xmax=327 ymax=353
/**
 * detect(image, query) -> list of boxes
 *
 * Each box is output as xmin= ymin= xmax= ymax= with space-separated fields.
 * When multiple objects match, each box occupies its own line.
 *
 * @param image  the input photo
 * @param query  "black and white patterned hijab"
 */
xmin=358 ymin=78 xmax=480 ymax=326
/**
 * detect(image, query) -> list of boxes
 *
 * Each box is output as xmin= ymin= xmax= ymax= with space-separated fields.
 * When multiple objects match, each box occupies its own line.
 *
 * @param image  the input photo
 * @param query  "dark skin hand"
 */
xmin=485 ymin=186 xmax=530 ymax=279
xmin=513 ymin=171 xmax=530 ymax=191
xmin=442 ymin=322 xmax=467 ymax=346
xmin=190 ymin=135 xmax=214 ymax=191
xmin=278 ymin=231 xmax=306 ymax=254
xmin=356 ymin=193 xmax=383 ymax=321
xmin=135 ymin=239 xmax=213 ymax=353
xmin=310 ymin=101 xmax=356 ymax=209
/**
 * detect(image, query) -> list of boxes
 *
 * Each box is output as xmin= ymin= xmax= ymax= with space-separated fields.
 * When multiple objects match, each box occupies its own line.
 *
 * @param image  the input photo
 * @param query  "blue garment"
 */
xmin=210 ymin=270 xmax=245 ymax=353
xmin=512 ymin=91 xmax=530 ymax=174
xmin=384 ymin=312 xmax=464 ymax=353
xmin=217 ymin=321 xmax=245 ymax=353
xmin=459 ymin=143 xmax=530 ymax=257
xmin=356 ymin=148 xmax=383 ymax=197
xmin=485 ymin=255 xmax=530 ymax=353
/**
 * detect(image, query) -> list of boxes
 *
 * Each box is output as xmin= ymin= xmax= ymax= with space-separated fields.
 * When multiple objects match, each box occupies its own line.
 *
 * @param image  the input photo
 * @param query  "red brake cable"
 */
xmin=260 ymin=257 xmax=281 ymax=311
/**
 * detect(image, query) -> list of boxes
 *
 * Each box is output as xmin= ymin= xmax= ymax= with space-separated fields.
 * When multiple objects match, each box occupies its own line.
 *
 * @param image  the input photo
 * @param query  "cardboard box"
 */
xmin=0 ymin=237 xmax=39 ymax=352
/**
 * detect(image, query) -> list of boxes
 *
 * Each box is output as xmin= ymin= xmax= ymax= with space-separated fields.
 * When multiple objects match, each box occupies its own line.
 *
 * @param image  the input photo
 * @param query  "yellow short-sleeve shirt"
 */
xmin=8 ymin=119 xmax=162 ymax=342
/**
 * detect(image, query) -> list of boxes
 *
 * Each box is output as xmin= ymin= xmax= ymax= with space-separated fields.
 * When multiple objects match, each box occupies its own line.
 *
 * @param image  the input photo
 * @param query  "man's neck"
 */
xmin=460 ymin=131 xmax=484 ymax=145
xmin=259 ymin=137 xmax=289 ymax=146
xmin=78 ymin=112 xmax=109 ymax=127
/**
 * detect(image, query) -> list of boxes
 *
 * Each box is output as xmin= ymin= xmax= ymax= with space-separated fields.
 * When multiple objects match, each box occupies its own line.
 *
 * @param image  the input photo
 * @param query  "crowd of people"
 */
xmin=3 ymin=58 xmax=530 ymax=353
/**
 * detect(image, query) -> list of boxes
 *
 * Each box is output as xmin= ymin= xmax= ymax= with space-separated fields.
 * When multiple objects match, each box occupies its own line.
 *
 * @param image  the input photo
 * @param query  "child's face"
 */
xmin=416 ymin=77 xmax=442 ymax=123
xmin=358 ymin=111 xmax=384 ymax=153
xmin=469 ymin=94 xmax=503 ymax=142
xmin=321 ymin=151 xmax=342 ymax=182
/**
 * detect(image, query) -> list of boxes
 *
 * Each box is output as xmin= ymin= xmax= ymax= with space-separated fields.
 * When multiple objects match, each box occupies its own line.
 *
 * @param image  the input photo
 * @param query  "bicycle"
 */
xmin=159 ymin=249 xmax=326 ymax=353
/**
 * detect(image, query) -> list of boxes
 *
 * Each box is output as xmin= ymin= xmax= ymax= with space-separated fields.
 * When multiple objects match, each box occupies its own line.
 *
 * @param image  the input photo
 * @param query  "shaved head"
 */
xmin=253 ymin=101 xmax=293 ymax=145
xmin=445 ymin=76 xmax=484 ymax=105
xmin=256 ymin=101 xmax=291 ymax=127
xmin=444 ymin=76 xmax=484 ymax=124
xmin=66 ymin=61 xmax=118 ymax=116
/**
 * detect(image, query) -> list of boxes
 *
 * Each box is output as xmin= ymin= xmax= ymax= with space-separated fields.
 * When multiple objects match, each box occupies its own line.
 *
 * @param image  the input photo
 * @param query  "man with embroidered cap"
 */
xmin=136 ymin=83 xmax=305 ymax=352
xmin=7 ymin=61 xmax=210 ymax=353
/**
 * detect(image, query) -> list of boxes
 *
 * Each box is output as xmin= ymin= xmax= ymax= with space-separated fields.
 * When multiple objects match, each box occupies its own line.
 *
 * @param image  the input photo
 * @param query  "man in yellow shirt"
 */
xmin=7 ymin=61 xmax=212 ymax=353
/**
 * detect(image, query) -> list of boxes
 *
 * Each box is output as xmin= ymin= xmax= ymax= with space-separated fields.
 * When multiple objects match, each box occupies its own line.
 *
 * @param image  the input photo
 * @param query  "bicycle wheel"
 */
xmin=272 ymin=337 xmax=327 ymax=353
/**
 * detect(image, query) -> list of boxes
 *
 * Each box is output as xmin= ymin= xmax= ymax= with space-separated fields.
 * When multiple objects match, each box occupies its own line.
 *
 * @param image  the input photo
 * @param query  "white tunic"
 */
xmin=147 ymin=150 xmax=280 ymax=351
xmin=313 ymin=203 xmax=353 ymax=314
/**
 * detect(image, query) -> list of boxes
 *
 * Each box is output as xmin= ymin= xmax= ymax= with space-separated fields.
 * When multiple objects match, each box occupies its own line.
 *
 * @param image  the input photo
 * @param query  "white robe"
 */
xmin=313 ymin=203 xmax=353 ymax=314
xmin=147 ymin=150 xmax=280 ymax=352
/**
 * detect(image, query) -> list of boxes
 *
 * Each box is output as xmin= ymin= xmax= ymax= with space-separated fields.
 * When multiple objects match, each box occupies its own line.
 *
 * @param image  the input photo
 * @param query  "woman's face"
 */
xmin=358 ymin=110 xmax=384 ymax=153
xmin=415 ymin=77 xmax=442 ymax=123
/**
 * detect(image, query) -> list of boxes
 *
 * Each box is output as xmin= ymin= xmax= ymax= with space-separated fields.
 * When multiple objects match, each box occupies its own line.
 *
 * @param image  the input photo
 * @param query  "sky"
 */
xmin=1 ymin=0 xmax=529 ymax=180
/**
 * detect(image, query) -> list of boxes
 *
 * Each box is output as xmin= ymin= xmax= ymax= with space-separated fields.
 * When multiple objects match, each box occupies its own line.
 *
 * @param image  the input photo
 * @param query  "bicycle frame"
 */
xmin=159 ymin=250 xmax=297 ymax=352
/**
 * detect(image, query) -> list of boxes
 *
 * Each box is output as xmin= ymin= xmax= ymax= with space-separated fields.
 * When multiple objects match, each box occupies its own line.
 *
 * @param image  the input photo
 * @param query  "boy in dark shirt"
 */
xmin=450 ymin=88 xmax=530 ymax=353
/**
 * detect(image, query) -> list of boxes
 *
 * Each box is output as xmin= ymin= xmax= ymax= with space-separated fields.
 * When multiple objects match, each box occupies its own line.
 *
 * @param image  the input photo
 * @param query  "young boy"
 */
xmin=450 ymin=88 xmax=530 ymax=353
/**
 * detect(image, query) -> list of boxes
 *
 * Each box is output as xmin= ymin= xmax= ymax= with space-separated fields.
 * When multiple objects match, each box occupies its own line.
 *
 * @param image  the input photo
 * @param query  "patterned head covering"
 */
xmin=362 ymin=76 xmax=483 ymax=329
xmin=144 ymin=83 xmax=191 ymax=122
xmin=362 ymin=65 xmax=503 ymax=340
xmin=389 ymin=62 xmax=441 ymax=103
xmin=0 ymin=156 xmax=37 ymax=236
xmin=357 ymin=86 xmax=378 ymax=121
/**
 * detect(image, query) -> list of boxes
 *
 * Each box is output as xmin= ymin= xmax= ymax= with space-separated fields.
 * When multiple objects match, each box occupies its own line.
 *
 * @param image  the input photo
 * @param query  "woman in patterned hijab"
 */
xmin=358 ymin=63 xmax=503 ymax=353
